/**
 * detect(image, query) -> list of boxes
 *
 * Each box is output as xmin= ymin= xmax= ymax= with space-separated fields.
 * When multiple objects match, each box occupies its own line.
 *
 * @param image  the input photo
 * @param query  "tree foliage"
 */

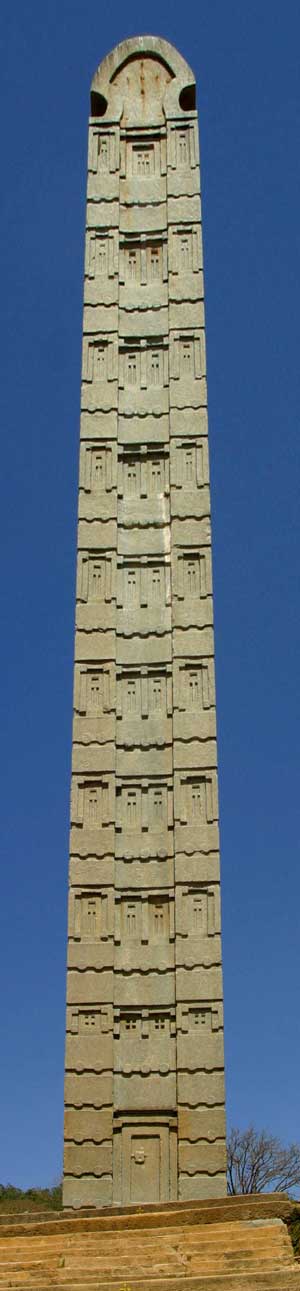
xmin=227 ymin=1127 xmax=300 ymax=1197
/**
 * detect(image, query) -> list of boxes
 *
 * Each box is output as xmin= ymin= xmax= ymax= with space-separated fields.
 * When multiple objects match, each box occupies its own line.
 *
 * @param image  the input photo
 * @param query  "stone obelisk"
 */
xmin=63 ymin=35 xmax=226 ymax=1208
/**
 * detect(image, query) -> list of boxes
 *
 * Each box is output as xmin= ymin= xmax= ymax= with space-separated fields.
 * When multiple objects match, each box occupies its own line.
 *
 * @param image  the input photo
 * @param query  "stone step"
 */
xmin=0 ymin=1195 xmax=294 ymax=1238
xmin=0 ymin=1273 xmax=299 ymax=1291
xmin=0 ymin=1225 xmax=290 ymax=1256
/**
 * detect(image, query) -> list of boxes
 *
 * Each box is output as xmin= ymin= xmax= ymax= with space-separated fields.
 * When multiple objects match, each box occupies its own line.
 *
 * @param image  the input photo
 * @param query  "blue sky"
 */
xmin=0 ymin=0 xmax=299 ymax=1188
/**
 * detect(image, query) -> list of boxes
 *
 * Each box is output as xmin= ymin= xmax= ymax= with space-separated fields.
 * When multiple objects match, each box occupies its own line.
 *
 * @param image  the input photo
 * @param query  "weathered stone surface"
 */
xmin=63 ymin=35 xmax=225 ymax=1208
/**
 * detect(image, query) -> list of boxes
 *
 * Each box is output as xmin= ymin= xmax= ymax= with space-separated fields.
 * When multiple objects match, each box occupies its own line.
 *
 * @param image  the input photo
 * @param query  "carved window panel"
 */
xmin=179 ymin=231 xmax=193 ymax=270
xmin=87 ymin=672 xmax=103 ymax=713
xmin=88 ymin=127 xmax=119 ymax=174
xmin=180 ymin=884 xmax=217 ymax=937
xmin=126 ymin=245 xmax=141 ymax=282
xmin=120 ymin=235 xmax=166 ymax=286
xmin=118 ymin=447 xmax=169 ymax=499
xmin=74 ymin=893 xmax=106 ymax=940
xmin=119 ymin=340 xmax=168 ymax=390
xmin=125 ymin=565 xmax=140 ymax=607
xmin=125 ymin=675 xmax=141 ymax=715
xmin=85 ymin=231 xmax=116 ymax=280
xmin=147 ymin=347 xmax=163 ymax=387
xmin=122 ymin=130 xmax=166 ymax=179
xmin=133 ymin=144 xmax=155 ymax=175
xmin=148 ymin=454 xmax=163 ymax=493
xmin=73 ymin=775 xmax=112 ymax=828
xmin=94 ymin=343 xmax=107 ymax=380
xmin=89 ymin=559 xmax=105 ymax=601
xmin=148 ymin=895 xmax=170 ymax=941
xmin=124 ymin=349 xmax=140 ymax=388
xmin=121 ymin=897 xmax=142 ymax=939
xmin=148 ymin=784 xmax=167 ymax=832
xmin=178 ymin=773 xmax=216 ymax=826
xmin=124 ymin=456 xmax=141 ymax=497
xmin=75 ymin=664 xmax=113 ymax=716
xmin=85 ymin=783 xmax=107 ymax=826
xmin=80 ymin=443 xmax=115 ymax=494
xmin=80 ymin=1009 xmax=101 ymax=1031
xmin=169 ymin=225 xmax=201 ymax=275
xmin=190 ymin=1007 xmax=212 ymax=1030
xmin=171 ymin=332 xmax=204 ymax=381
xmin=185 ymin=556 xmax=202 ymax=597
xmin=78 ymin=554 xmax=114 ymax=603
xmin=170 ymin=439 xmax=207 ymax=490
xmin=148 ymin=564 xmax=164 ymax=605
xmin=178 ymin=662 xmax=210 ymax=711
xmin=70 ymin=1005 xmax=112 ymax=1035
xmin=118 ymin=558 xmax=170 ymax=609
xmin=168 ymin=122 xmax=198 ymax=171
xmin=83 ymin=335 xmax=116 ymax=383
xmin=148 ymin=243 xmax=162 ymax=281
xmin=148 ymin=672 xmax=166 ymax=714
xmin=121 ymin=1012 xmax=141 ymax=1036
xmin=116 ymin=778 xmax=173 ymax=834
xmin=183 ymin=445 xmax=196 ymax=483
xmin=175 ymin=551 xmax=207 ymax=600
xmin=116 ymin=667 xmax=170 ymax=722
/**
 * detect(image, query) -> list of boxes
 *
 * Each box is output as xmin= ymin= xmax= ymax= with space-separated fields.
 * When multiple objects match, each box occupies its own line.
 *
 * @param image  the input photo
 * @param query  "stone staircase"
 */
xmin=0 ymin=1194 xmax=299 ymax=1290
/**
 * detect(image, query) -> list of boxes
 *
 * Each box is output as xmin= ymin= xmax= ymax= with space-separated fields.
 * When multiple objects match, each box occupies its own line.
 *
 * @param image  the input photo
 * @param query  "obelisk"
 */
xmin=63 ymin=35 xmax=226 ymax=1208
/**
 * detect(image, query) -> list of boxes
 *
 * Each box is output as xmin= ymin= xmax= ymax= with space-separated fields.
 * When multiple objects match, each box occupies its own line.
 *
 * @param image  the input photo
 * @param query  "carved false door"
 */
xmin=130 ymin=1135 xmax=160 ymax=1204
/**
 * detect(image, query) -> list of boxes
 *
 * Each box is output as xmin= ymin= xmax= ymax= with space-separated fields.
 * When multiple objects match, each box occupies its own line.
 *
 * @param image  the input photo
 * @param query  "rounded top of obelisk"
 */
xmin=90 ymin=36 xmax=196 ymax=122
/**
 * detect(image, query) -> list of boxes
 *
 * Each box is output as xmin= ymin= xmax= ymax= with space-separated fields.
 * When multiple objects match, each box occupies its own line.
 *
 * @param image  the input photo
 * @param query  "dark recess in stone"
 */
xmin=90 ymin=91 xmax=108 ymax=117
xmin=179 ymin=84 xmax=196 ymax=111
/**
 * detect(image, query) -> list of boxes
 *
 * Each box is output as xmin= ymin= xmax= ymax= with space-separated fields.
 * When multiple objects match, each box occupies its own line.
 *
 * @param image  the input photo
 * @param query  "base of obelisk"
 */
xmin=0 ymin=1192 xmax=299 ymax=1288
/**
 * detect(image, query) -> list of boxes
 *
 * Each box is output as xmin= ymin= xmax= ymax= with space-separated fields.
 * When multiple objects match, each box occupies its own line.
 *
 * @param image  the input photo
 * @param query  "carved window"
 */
xmin=133 ymin=145 xmax=154 ymax=175
xmin=149 ymin=677 xmax=162 ymax=712
xmin=124 ymin=1015 xmax=137 ymax=1031
xmin=186 ymin=559 xmax=199 ymax=596
xmin=91 ymin=450 xmax=106 ymax=488
xmin=126 ymin=789 xmax=139 ymax=829
xmin=179 ymin=234 xmax=192 ymax=270
xmin=89 ymin=560 xmax=104 ymax=600
xmin=94 ymin=344 xmax=107 ymax=379
xmin=148 ymin=349 xmax=162 ymax=386
xmin=125 ymin=351 xmax=139 ymax=387
xmin=149 ymin=566 xmax=163 ymax=604
xmin=193 ymin=894 xmax=205 ymax=931
xmin=82 ymin=898 xmax=97 ymax=937
xmin=150 ymin=898 xmax=168 ymax=940
xmin=181 ymin=341 xmax=193 ymax=375
xmin=87 ymin=673 xmax=103 ymax=712
xmin=98 ymin=136 xmax=109 ymax=171
xmin=125 ymin=901 xmax=139 ymax=935
xmin=149 ymin=457 xmax=163 ymax=492
xmin=126 ymin=679 xmax=138 ymax=714
xmin=125 ymin=459 xmax=140 ymax=496
xmin=81 ymin=1011 xmax=97 ymax=1029
xmin=184 ymin=447 xmax=195 ymax=482
xmin=149 ymin=246 xmax=161 ymax=280
xmin=177 ymin=130 xmax=189 ymax=166
xmin=153 ymin=789 xmax=163 ymax=820
xmin=87 ymin=787 xmax=99 ymax=824
xmin=190 ymin=783 xmax=203 ymax=819
xmin=153 ymin=1014 xmax=165 ymax=1031
xmin=193 ymin=1009 xmax=208 ymax=1026
xmin=126 ymin=567 xmax=139 ymax=606
xmin=127 ymin=248 xmax=139 ymax=281
xmin=97 ymin=239 xmax=108 ymax=274
xmin=187 ymin=670 xmax=201 ymax=707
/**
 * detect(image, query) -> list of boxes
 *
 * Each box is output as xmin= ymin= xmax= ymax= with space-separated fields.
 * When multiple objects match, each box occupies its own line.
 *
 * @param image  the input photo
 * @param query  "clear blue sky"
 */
xmin=0 ymin=0 xmax=299 ymax=1189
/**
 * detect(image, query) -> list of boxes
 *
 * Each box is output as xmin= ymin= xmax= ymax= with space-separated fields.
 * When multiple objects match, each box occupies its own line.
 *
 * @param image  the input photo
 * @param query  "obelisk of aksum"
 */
xmin=63 ymin=35 xmax=226 ymax=1208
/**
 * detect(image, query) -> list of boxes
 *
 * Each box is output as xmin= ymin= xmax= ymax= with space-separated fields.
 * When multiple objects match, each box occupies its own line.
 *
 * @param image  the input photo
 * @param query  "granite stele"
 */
xmin=63 ymin=35 xmax=226 ymax=1209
